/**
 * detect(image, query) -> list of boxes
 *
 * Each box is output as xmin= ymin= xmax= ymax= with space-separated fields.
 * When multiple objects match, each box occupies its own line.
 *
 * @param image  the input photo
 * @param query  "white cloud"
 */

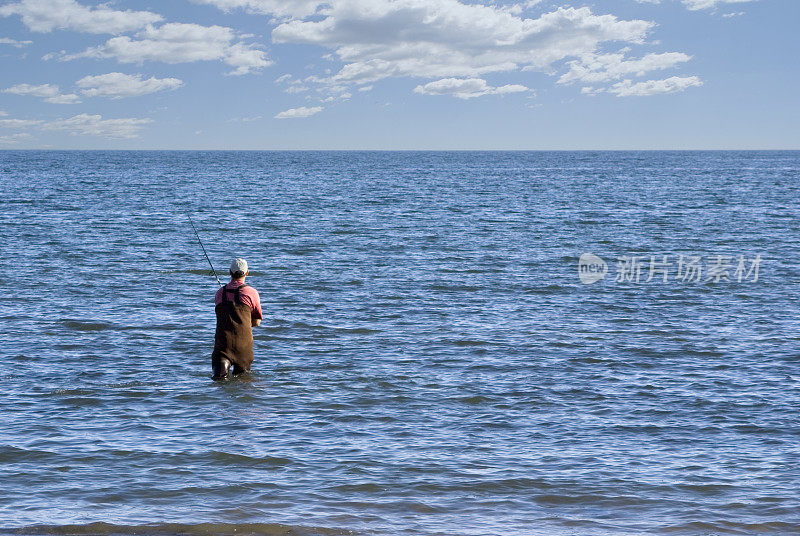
xmin=0 ymin=112 xmax=151 ymax=138
xmin=228 ymin=115 xmax=263 ymax=122
xmin=192 ymin=0 xmax=324 ymax=19
xmin=608 ymin=75 xmax=703 ymax=96
xmin=722 ymin=11 xmax=745 ymax=17
xmin=45 ymin=93 xmax=81 ymax=104
xmin=269 ymin=3 xmax=654 ymax=89
xmin=0 ymin=0 xmax=162 ymax=34
xmin=320 ymin=92 xmax=351 ymax=102
xmin=41 ymin=113 xmax=152 ymax=137
xmin=76 ymin=72 xmax=183 ymax=98
xmin=414 ymin=78 xmax=529 ymax=99
xmin=559 ymin=51 xmax=692 ymax=85
xmin=3 ymin=83 xmax=80 ymax=103
xmin=285 ymin=84 xmax=309 ymax=93
xmin=0 ymin=118 xmax=43 ymax=128
xmin=0 ymin=110 xmax=7 ymax=116
xmin=4 ymin=74 xmax=180 ymax=105
xmin=64 ymin=23 xmax=271 ymax=75
xmin=681 ymin=0 xmax=754 ymax=10
xmin=197 ymin=1 xmax=696 ymax=101
xmin=274 ymin=105 xmax=323 ymax=118
xmin=635 ymin=0 xmax=755 ymax=10
xmin=0 ymin=37 xmax=33 ymax=47
xmin=275 ymin=73 xmax=312 ymax=93
xmin=580 ymin=86 xmax=603 ymax=96
xmin=224 ymin=41 xmax=273 ymax=75
xmin=0 ymin=132 xmax=33 ymax=144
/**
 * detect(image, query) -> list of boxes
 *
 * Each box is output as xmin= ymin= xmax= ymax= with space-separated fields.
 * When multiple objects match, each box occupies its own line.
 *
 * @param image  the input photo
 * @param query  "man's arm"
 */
xmin=249 ymin=288 xmax=263 ymax=327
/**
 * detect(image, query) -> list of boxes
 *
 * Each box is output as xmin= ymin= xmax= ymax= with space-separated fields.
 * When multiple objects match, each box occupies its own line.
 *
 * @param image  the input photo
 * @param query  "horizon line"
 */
xmin=2 ymin=148 xmax=800 ymax=152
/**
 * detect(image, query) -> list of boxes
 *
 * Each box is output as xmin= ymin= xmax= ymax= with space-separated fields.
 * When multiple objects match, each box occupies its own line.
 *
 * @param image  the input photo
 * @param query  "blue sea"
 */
xmin=1 ymin=151 xmax=799 ymax=535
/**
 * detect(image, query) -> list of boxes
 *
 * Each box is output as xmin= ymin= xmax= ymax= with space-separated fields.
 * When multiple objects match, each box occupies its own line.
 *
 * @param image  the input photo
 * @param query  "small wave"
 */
xmin=436 ymin=268 xmax=501 ymax=274
xmin=290 ymin=322 xmax=381 ymax=335
xmin=454 ymin=395 xmax=491 ymax=404
xmin=12 ymin=522 xmax=360 ymax=536
xmin=54 ymin=343 xmax=84 ymax=350
xmin=208 ymin=451 xmax=293 ymax=466
xmin=428 ymin=284 xmax=483 ymax=292
xmin=60 ymin=321 xmax=181 ymax=332
xmin=328 ymin=482 xmax=384 ymax=493
xmin=568 ymin=356 xmax=616 ymax=364
xmin=532 ymin=493 xmax=646 ymax=507
xmin=660 ymin=520 xmax=800 ymax=534
xmin=52 ymin=388 xmax=100 ymax=396
xmin=181 ymin=269 xmax=222 ymax=276
xmin=449 ymin=339 xmax=489 ymax=347
xmin=62 ymin=320 xmax=112 ymax=331
xmin=0 ymin=446 xmax=58 ymax=464
xmin=58 ymin=396 xmax=103 ymax=407
xmin=341 ymin=327 xmax=381 ymax=334
xmin=283 ymin=247 xmax=323 ymax=256
xmin=523 ymin=284 xmax=566 ymax=294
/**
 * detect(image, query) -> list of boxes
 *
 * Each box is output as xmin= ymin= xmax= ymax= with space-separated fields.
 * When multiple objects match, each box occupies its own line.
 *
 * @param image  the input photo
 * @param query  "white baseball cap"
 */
xmin=230 ymin=258 xmax=248 ymax=274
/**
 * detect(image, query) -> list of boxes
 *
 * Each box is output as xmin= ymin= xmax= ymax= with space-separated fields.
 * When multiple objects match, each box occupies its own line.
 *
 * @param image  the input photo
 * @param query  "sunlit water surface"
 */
xmin=1 ymin=151 xmax=799 ymax=536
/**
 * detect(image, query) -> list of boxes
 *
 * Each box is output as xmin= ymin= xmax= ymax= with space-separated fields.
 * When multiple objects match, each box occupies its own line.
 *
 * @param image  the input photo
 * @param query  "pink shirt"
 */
xmin=214 ymin=280 xmax=263 ymax=320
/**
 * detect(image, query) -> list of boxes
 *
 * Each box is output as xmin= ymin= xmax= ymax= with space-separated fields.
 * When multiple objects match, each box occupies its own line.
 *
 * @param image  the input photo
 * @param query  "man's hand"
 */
xmin=252 ymin=318 xmax=261 ymax=327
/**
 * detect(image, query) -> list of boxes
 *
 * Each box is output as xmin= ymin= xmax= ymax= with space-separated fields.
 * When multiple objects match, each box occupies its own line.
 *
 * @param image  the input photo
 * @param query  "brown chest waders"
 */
xmin=211 ymin=284 xmax=254 ymax=379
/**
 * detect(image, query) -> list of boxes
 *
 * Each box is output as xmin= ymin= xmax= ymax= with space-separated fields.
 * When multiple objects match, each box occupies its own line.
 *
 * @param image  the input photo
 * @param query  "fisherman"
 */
xmin=211 ymin=258 xmax=262 ymax=380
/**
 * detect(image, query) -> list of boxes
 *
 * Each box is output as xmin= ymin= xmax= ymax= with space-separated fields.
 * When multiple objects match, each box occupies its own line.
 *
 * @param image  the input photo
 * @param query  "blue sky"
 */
xmin=0 ymin=0 xmax=797 ymax=149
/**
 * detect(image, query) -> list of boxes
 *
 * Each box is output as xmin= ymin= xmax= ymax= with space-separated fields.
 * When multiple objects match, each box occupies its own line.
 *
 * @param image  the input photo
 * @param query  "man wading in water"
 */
xmin=211 ymin=258 xmax=263 ymax=380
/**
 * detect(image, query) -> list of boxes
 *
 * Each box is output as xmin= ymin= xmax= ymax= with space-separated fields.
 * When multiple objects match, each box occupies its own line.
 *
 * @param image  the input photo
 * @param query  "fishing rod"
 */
xmin=188 ymin=213 xmax=222 ymax=287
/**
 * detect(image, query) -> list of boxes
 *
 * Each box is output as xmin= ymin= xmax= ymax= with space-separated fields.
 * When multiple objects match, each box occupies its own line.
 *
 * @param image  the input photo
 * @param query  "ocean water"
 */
xmin=1 ymin=150 xmax=799 ymax=536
